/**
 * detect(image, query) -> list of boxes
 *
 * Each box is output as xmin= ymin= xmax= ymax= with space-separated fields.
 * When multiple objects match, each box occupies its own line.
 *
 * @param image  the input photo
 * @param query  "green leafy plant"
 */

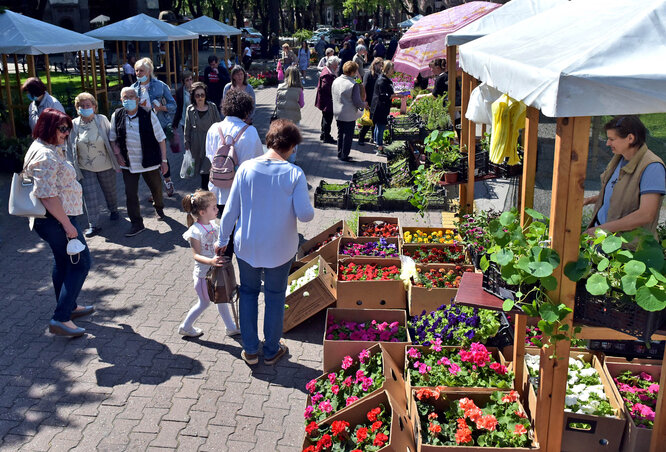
xmin=292 ymin=29 xmax=313 ymax=42
xmin=424 ymin=130 xmax=460 ymax=172
xmin=409 ymin=95 xmax=451 ymax=131
xmin=564 ymin=228 xmax=666 ymax=312
xmin=382 ymin=187 xmax=412 ymax=201
xmin=346 ymin=207 xmax=361 ymax=234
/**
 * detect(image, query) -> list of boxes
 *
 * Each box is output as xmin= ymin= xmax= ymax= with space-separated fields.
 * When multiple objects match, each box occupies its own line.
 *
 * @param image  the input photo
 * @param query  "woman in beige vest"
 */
xmin=584 ymin=116 xmax=665 ymax=238
xmin=274 ymin=67 xmax=304 ymax=163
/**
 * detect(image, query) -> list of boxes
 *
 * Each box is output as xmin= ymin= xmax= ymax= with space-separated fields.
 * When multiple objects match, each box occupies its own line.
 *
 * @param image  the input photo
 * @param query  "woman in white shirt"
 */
xmin=205 ymin=89 xmax=263 ymax=257
xmin=216 ymin=119 xmax=314 ymax=366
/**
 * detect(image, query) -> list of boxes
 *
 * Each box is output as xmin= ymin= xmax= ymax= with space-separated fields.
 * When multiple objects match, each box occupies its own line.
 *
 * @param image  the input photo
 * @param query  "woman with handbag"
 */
xmin=358 ymin=57 xmax=383 ymax=146
xmin=23 ymin=108 xmax=93 ymax=338
xmin=69 ymin=92 xmax=120 ymax=238
xmin=178 ymin=190 xmax=240 ymax=338
xmin=274 ymin=67 xmax=304 ymax=163
xmin=184 ymin=82 xmax=221 ymax=190
xmin=216 ymin=119 xmax=314 ymax=366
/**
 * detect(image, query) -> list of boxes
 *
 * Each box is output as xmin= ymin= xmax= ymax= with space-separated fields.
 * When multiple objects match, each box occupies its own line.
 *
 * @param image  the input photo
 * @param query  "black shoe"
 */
xmin=358 ymin=140 xmax=366 ymax=146
xmin=324 ymin=136 xmax=337 ymax=144
xmin=125 ymin=224 xmax=146 ymax=237
xmin=84 ymin=226 xmax=102 ymax=238
xmin=338 ymin=156 xmax=353 ymax=162
xmin=71 ymin=306 xmax=95 ymax=319
xmin=109 ymin=211 xmax=120 ymax=221
xmin=156 ymin=208 xmax=166 ymax=221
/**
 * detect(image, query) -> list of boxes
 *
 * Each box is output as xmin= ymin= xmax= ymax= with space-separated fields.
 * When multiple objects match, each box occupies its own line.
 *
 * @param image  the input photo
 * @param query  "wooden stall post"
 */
xmin=459 ymin=71 xmax=475 ymax=214
xmin=213 ymin=36 xmax=216 ymax=52
xmin=538 ymin=116 xmax=591 ymax=451
xmin=446 ymin=45 xmax=456 ymax=123
xmin=98 ymin=48 xmax=109 ymax=114
xmin=78 ymin=51 xmax=85 ymax=90
xmin=115 ymin=41 xmax=122 ymax=85
xmin=2 ymin=54 xmax=16 ymax=137
xmin=149 ymin=42 xmax=154 ymax=65
xmin=464 ymin=76 xmax=478 ymax=214
xmin=26 ymin=55 xmax=36 ymax=78
xmin=12 ymin=55 xmax=23 ymax=106
xmin=90 ymin=50 xmax=98 ymax=98
xmin=512 ymin=314 xmax=527 ymax=398
xmin=520 ymin=107 xmax=540 ymax=225
xmin=44 ymin=54 xmax=52 ymax=93
xmin=224 ymin=36 xmax=230 ymax=65
xmin=237 ymin=35 xmax=242 ymax=64
xmin=650 ymin=352 xmax=666 ymax=451
xmin=164 ymin=41 xmax=172 ymax=88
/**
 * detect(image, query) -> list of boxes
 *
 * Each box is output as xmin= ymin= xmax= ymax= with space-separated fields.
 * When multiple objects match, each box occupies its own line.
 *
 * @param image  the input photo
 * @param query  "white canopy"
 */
xmin=459 ymin=0 xmax=666 ymax=117
xmin=179 ymin=16 xmax=241 ymax=37
xmin=398 ymin=14 xmax=422 ymax=28
xmin=85 ymin=13 xmax=198 ymax=42
xmin=0 ymin=9 xmax=104 ymax=55
xmin=90 ymin=15 xmax=110 ymax=25
xmin=446 ymin=0 xmax=569 ymax=46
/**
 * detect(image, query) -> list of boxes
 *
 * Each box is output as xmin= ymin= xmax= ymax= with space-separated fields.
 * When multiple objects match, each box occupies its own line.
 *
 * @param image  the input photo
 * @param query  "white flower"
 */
xmin=569 ymin=358 xmax=584 ymax=369
xmin=579 ymin=368 xmax=597 ymax=377
xmin=286 ymin=264 xmax=319 ymax=295
xmin=571 ymin=384 xmax=586 ymax=394
xmin=568 ymin=374 xmax=579 ymax=385
xmin=565 ymin=395 xmax=579 ymax=407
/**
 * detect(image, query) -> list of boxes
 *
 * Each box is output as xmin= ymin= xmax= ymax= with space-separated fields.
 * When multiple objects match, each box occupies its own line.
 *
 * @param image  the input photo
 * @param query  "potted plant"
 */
xmin=563 ymin=228 xmax=666 ymax=340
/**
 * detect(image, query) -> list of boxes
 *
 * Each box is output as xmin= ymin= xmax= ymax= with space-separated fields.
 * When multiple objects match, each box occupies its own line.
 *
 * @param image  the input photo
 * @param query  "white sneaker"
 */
xmin=225 ymin=327 xmax=241 ymax=337
xmin=178 ymin=325 xmax=203 ymax=337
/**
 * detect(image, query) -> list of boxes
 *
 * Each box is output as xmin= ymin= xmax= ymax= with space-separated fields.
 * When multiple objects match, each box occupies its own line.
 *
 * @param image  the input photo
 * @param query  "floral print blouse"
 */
xmin=24 ymin=139 xmax=83 ymax=216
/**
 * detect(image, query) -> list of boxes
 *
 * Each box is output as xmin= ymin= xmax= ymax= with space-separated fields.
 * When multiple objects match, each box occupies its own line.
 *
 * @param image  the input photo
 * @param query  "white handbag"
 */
xmin=8 ymin=147 xmax=46 ymax=218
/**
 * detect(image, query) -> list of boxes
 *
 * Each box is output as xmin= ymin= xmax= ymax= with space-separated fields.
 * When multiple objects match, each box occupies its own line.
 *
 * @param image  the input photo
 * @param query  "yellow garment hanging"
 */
xmin=489 ymin=94 xmax=526 ymax=165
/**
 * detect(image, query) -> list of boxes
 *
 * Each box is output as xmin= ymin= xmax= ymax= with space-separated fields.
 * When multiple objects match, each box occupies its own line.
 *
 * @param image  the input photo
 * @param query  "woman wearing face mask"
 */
xmin=69 ymin=92 xmax=121 ymax=238
xmin=21 ymin=77 xmax=65 ymax=131
xmin=24 ymin=108 xmax=93 ymax=338
xmin=131 ymin=58 xmax=177 ymax=197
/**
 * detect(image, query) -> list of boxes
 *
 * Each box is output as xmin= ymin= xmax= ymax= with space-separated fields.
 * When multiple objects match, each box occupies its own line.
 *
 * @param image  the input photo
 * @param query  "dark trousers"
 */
xmin=336 ymin=120 xmax=355 ymax=159
xmin=216 ymin=204 xmax=235 ymax=258
xmin=33 ymin=216 xmax=91 ymax=322
xmin=320 ymin=110 xmax=334 ymax=139
xmin=359 ymin=125 xmax=371 ymax=143
xmin=122 ymin=168 xmax=164 ymax=227
xmin=201 ymin=173 xmax=210 ymax=191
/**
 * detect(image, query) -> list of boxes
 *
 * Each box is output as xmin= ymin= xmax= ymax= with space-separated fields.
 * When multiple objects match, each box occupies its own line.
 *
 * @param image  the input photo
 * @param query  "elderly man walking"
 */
xmin=109 ymin=87 xmax=168 ymax=237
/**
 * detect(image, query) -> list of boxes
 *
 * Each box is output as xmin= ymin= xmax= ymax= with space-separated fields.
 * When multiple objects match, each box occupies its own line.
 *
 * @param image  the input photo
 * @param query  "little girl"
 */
xmin=179 ymin=190 xmax=240 ymax=337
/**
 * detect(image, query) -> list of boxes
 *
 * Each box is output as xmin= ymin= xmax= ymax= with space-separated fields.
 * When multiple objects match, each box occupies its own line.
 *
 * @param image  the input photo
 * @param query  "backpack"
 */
xmin=210 ymin=123 xmax=250 ymax=189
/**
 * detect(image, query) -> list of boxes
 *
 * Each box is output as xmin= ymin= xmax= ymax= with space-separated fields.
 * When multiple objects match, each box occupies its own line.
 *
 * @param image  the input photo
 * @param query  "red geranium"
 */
xmin=316 ymin=434 xmax=332 ymax=450
xmin=331 ymin=420 xmax=349 ymax=437
xmin=367 ymin=407 xmax=381 ymax=422
xmin=305 ymin=421 xmax=319 ymax=435
xmin=359 ymin=221 xmax=399 ymax=238
xmin=355 ymin=427 xmax=368 ymax=442
xmin=338 ymin=263 xmax=401 ymax=281
xmin=373 ymin=432 xmax=389 ymax=447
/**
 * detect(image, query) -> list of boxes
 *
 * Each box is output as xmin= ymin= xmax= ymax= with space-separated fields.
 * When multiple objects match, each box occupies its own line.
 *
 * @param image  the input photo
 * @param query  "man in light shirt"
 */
xmin=109 ymin=87 xmax=168 ymax=237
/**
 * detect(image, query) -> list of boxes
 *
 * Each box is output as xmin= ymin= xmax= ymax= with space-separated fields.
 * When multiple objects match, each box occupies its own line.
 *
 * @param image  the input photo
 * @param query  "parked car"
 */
xmin=241 ymin=27 xmax=263 ymax=51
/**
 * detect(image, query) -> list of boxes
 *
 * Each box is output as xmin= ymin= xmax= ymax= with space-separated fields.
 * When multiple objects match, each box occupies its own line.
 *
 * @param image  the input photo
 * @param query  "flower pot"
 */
xmin=443 ymin=171 xmax=458 ymax=184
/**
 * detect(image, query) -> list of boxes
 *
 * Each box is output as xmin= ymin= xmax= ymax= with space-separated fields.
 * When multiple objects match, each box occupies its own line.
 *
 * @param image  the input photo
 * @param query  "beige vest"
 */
xmin=275 ymin=84 xmax=301 ymax=123
xmin=589 ymin=144 xmax=665 ymax=238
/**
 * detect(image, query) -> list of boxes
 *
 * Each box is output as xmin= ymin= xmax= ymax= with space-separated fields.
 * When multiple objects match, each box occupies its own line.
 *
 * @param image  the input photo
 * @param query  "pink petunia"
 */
xmin=312 ymin=392 xmax=323 ymax=403
xmin=448 ymin=363 xmax=461 ymax=376
xmin=407 ymin=347 xmax=421 ymax=359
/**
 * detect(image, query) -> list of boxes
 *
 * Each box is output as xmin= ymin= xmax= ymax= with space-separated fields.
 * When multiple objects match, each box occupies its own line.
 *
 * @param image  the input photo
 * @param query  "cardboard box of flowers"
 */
xmin=296 ymin=220 xmax=355 ymax=268
xmin=336 ymin=258 xmax=406 ymax=310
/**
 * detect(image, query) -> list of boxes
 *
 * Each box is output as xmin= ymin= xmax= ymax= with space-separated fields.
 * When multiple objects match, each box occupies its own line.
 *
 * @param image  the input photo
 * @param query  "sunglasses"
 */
xmin=57 ymin=126 xmax=71 ymax=133
xmin=194 ymin=93 xmax=206 ymax=98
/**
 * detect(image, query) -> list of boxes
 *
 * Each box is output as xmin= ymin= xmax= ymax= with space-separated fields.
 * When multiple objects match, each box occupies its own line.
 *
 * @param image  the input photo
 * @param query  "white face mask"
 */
xmin=66 ymin=238 xmax=86 ymax=264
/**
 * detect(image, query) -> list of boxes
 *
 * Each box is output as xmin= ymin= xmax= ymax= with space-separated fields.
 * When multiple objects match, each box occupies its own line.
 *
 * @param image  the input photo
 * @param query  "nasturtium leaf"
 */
xmin=617 ymin=250 xmax=634 ymax=260
xmin=621 ymin=275 xmax=637 ymax=295
xmin=636 ymin=286 xmax=666 ymax=312
xmin=597 ymin=258 xmax=610 ymax=272
xmin=564 ymin=258 xmax=588 ymax=282
xmin=649 ymin=267 xmax=666 ymax=283
xmin=480 ymin=255 xmax=489 ymax=271
xmin=586 ymin=274 xmax=609 ymax=296
xmin=515 ymin=256 xmax=530 ymax=272
xmin=525 ymin=208 xmax=545 ymax=221
xmin=634 ymin=247 xmax=665 ymax=272
xmin=494 ymin=249 xmax=514 ymax=266
xmin=499 ymin=211 xmax=516 ymax=226
xmin=538 ymin=320 xmax=554 ymax=335
xmin=601 ymin=236 xmax=622 ymax=254
xmin=541 ymin=275 xmax=558 ymax=291
xmin=539 ymin=303 xmax=560 ymax=323
xmin=646 ymin=275 xmax=658 ymax=288
xmin=503 ymin=299 xmax=514 ymax=311
xmin=528 ymin=261 xmax=553 ymax=278
xmin=624 ymin=260 xmax=646 ymax=276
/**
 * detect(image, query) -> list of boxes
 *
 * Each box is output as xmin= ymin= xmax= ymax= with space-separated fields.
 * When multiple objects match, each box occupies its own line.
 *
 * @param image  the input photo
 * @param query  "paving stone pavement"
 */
xmin=0 ymin=67 xmax=442 ymax=451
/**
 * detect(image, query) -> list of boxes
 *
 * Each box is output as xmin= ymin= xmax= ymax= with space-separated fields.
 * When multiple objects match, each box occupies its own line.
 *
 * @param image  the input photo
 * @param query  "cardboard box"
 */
xmin=336 ymin=258 xmax=407 ymax=310
xmin=302 ymin=390 xmax=416 ymax=452
xmin=605 ymin=359 xmax=661 ymax=452
xmin=283 ymin=256 xmax=337 ymax=333
xmin=408 ymin=264 xmax=476 ymax=317
xmin=522 ymin=351 xmax=627 ymax=452
xmin=323 ymin=308 xmax=412 ymax=372
xmin=402 ymin=243 xmax=471 ymax=266
xmin=405 ymin=345 xmax=512 ymax=417
xmin=357 ymin=216 xmax=403 ymax=240
xmin=306 ymin=344 xmax=407 ymax=423
xmin=402 ymin=227 xmax=460 ymax=246
xmin=338 ymin=236 xmax=401 ymax=261
xmin=411 ymin=389 xmax=537 ymax=451
xmin=296 ymin=221 xmax=355 ymax=267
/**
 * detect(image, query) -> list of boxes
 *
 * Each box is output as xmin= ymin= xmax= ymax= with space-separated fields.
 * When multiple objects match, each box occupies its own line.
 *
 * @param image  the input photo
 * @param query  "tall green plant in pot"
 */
xmin=481 ymin=208 xmax=578 ymax=351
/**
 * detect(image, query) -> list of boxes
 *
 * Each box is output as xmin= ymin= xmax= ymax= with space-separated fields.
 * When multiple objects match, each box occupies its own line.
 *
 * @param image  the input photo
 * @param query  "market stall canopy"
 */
xmin=0 ymin=9 xmax=104 ymax=55
xmin=398 ymin=1 xmax=501 ymax=49
xmin=459 ymin=0 xmax=666 ymax=117
xmin=398 ymin=14 xmax=422 ymax=29
xmin=90 ymin=14 xmax=110 ymax=25
xmin=85 ymin=13 xmax=198 ymax=42
xmin=179 ymin=15 xmax=241 ymax=36
xmin=446 ymin=0 xmax=569 ymax=46
xmin=393 ymin=39 xmax=459 ymax=77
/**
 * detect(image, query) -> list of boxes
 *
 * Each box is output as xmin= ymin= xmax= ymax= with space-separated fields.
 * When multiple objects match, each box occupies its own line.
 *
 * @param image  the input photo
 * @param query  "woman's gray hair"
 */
xmin=120 ymin=87 xmax=138 ymax=98
xmin=326 ymin=56 xmax=341 ymax=69
xmin=134 ymin=57 xmax=154 ymax=76
xmin=355 ymin=45 xmax=367 ymax=54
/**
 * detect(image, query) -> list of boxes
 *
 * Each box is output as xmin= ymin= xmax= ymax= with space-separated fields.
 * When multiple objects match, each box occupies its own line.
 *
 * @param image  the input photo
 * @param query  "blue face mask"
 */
xmin=122 ymin=99 xmax=137 ymax=111
xmin=27 ymin=93 xmax=37 ymax=101
xmin=137 ymin=75 xmax=148 ymax=83
xmin=78 ymin=107 xmax=94 ymax=117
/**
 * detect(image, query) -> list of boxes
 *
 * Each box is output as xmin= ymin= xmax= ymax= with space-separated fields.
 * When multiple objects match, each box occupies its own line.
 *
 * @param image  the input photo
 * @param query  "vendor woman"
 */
xmin=584 ymin=115 xmax=665 ymax=238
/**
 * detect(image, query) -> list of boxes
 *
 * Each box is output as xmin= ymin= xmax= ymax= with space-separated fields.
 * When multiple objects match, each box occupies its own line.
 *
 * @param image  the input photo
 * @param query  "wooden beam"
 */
xmin=464 ymin=76 xmax=478 ymax=214
xmin=2 ymin=54 xmax=16 ymax=137
xmin=149 ymin=41 xmax=154 ymax=66
xmin=650 ymin=348 xmax=666 ymax=452
xmin=44 ymin=54 xmax=52 ymax=93
xmin=446 ymin=45 xmax=456 ymax=123
xmin=512 ymin=314 xmax=527 ymax=399
xmin=164 ymin=41 xmax=172 ymax=88
xmin=213 ymin=36 xmax=216 ymax=53
xmin=116 ymin=41 xmax=122 ymax=85
xmin=90 ymin=50 xmax=98 ymax=98
xmin=541 ymin=116 xmax=591 ymax=452
xmin=98 ymin=49 xmax=108 ymax=115
xmin=27 ymin=55 xmax=36 ymax=78
xmin=459 ymin=71 xmax=472 ymax=214
xmin=224 ymin=36 xmax=230 ymax=66
xmin=237 ymin=35 xmax=242 ymax=65
xmin=520 ymin=107 xmax=540 ymax=224
xmin=78 ymin=51 xmax=85 ymax=91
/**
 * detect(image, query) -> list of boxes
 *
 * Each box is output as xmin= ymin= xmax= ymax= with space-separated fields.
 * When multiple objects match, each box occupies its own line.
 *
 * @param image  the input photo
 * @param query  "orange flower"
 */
xmin=514 ymin=424 xmax=528 ymax=436
xmin=428 ymin=422 xmax=442 ymax=434
xmin=502 ymin=391 xmax=519 ymax=403
xmin=455 ymin=425 xmax=473 ymax=445
xmin=416 ymin=387 xmax=440 ymax=401
xmin=428 ymin=412 xmax=438 ymax=420
xmin=475 ymin=414 xmax=498 ymax=432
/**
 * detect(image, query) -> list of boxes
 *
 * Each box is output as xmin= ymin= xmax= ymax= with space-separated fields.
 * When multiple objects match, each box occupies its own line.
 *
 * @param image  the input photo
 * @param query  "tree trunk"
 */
xmin=210 ymin=3 xmax=220 ymax=21
xmin=269 ymin=0 xmax=280 ymax=38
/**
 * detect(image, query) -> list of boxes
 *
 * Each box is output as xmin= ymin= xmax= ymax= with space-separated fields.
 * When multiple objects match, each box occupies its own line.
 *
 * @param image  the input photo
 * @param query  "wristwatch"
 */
xmin=162 ymin=159 xmax=168 ymax=163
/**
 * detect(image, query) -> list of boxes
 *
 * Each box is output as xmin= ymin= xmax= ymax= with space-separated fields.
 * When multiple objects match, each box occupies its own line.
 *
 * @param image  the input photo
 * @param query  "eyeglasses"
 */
xmin=57 ymin=126 xmax=71 ymax=133
xmin=194 ymin=93 xmax=206 ymax=98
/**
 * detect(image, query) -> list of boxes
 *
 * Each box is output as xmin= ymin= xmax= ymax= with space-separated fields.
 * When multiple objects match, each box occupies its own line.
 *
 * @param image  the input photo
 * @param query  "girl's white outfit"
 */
xmin=181 ymin=220 xmax=237 ymax=333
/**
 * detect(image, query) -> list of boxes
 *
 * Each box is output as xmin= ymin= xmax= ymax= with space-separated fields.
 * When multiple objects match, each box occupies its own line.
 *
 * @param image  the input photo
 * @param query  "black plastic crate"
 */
xmin=348 ymin=185 xmax=383 ymax=211
xmin=488 ymin=160 xmax=523 ymax=179
xmin=587 ymin=340 xmax=666 ymax=360
xmin=486 ymin=312 xmax=514 ymax=349
xmin=388 ymin=114 xmax=427 ymax=143
xmin=314 ymin=181 xmax=348 ymax=209
xmin=379 ymin=188 xmax=416 ymax=211
xmin=482 ymin=261 xmax=536 ymax=304
xmin=574 ymin=281 xmax=666 ymax=342
xmin=351 ymin=163 xmax=387 ymax=187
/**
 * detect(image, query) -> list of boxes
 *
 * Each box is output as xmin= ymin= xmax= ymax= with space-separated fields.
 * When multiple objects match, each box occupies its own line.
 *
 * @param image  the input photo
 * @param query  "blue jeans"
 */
xmin=237 ymin=257 xmax=293 ymax=359
xmin=33 ymin=216 xmax=92 ymax=322
xmin=374 ymin=122 xmax=387 ymax=147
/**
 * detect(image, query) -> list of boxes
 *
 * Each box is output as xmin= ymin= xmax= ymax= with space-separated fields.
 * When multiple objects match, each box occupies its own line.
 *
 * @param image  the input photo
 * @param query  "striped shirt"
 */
xmin=109 ymin=109 xmax=166 ymax=173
